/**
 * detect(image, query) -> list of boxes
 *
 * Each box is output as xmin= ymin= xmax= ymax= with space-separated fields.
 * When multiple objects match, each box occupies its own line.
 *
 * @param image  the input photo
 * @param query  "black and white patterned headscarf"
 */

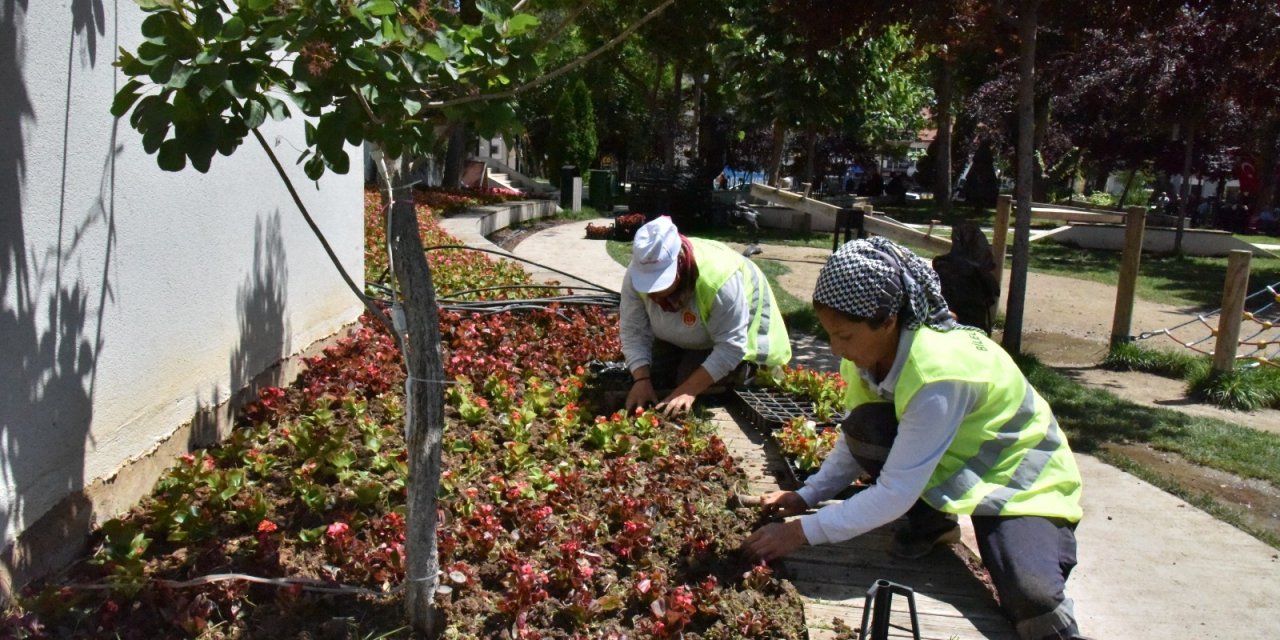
xmin=813 ymin=237 xmax=954 ymax=330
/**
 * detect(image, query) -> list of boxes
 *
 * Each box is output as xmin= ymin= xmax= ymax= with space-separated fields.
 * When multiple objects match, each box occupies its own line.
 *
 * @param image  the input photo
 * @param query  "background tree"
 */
xmin=547 ymin=78 xmax=598 ymax=181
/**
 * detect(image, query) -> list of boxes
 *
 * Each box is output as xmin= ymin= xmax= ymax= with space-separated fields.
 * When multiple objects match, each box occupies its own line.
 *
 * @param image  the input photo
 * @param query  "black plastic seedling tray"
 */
xmin=731 ymin=386 xmax=847 ymax=486
xmin=732 ymin=387 xmax=846 ymax=432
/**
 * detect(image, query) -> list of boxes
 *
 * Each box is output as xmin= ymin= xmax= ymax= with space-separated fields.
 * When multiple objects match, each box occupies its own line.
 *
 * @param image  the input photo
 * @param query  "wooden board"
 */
xmin=749 ymin=184 xmax=953 ymax=255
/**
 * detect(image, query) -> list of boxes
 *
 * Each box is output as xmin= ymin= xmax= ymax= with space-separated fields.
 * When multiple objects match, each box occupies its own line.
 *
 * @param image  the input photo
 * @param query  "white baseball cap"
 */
xmin=629 ymin=216 xmax=681 ymax=293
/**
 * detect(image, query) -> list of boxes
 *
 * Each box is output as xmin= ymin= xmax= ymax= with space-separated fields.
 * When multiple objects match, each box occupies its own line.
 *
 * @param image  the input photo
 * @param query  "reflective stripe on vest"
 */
xmin=922 ymin=380 xmax=1067 ymax=516
xmin=689 ymin=238 xmax=791 ymax=367
xmin=842 ymin=328 xmax=1082 ymax=521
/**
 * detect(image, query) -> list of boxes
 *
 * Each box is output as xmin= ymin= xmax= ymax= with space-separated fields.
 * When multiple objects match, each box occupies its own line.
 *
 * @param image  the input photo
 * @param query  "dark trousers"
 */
xmin=842 ymin=403 xmax=1082 ymax=640
xmin=649 ymin=339 xmax=754 ymax=391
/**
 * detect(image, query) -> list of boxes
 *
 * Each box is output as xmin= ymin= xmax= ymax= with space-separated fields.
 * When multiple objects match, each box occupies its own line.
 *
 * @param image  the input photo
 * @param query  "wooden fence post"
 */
xmin=1212 ymin=250 xmax=1252 ymax=373
xmin=1110 ymin=206 xmax=1147 ymax=347
xmin=991 ymin=195 xmax=1012 ymax=286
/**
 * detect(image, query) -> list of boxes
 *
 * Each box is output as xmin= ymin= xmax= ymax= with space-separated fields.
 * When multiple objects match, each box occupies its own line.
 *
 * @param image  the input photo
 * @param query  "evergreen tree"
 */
xmin=548 ymin=78 xmax=599 ymax=185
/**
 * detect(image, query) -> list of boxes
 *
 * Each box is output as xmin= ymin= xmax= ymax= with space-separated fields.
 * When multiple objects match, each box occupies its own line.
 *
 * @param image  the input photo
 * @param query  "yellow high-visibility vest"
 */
xmin=687 ymin=238 xmax=792 ymax=367
xmin=841 ymin=327 xmax=1082 ymax=520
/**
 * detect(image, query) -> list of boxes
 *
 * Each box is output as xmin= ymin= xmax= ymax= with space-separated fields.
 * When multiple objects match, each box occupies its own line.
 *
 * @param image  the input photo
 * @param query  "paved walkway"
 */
xmin=439 ymin=211 xmax=1280 ymax=639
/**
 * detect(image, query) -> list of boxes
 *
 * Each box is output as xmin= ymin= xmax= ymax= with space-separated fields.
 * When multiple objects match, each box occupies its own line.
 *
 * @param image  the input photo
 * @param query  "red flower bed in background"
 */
xmin=613 ymin=213 xmax=647 ymax=241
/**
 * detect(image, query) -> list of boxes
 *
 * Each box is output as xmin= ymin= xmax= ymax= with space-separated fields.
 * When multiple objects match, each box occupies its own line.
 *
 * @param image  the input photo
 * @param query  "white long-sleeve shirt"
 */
xmin=619 ymin=268 xmax=751 ymax=382
xmin=796 ymin=329 xmax=981 ymax=546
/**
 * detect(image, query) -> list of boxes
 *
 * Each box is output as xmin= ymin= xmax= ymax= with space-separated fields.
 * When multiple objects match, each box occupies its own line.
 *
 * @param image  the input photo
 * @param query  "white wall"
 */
xmin=0 ymin=1 xmax=364 ymax=577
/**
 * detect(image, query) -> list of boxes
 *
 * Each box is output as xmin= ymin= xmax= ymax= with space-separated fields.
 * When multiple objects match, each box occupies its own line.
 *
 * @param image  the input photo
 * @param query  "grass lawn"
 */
xmin=1025 ymin=243 xmax=1280 ymax=310
xmin=1022 ymin=354 xmax=1280 ymax=547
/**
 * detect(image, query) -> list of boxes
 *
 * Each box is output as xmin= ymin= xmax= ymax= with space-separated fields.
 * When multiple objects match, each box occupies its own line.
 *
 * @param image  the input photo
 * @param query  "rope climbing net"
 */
xmin=1136 ymin=281 xmax=1280 ymax=367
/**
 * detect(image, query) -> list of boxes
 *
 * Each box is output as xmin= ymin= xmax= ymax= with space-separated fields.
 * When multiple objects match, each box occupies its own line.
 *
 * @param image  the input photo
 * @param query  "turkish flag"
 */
xmin=1236 ymin=156 xmax=1261 ymax=194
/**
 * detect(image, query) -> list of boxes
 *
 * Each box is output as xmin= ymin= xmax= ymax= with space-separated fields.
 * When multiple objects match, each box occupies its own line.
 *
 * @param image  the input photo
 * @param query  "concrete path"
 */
xmin=441 ymin=211 xmax=1280 ymax=639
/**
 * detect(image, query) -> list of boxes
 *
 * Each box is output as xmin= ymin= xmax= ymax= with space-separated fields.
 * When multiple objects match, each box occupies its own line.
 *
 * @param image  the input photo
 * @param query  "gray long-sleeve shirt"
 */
xmin=619 ymin=268 xmax=751 ymax=382
xmin=796 ymin=329 xmax=976 ymax=546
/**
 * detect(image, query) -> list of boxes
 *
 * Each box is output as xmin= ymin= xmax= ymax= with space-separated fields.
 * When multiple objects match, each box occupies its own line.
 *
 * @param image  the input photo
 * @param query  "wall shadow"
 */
xmin=1 ymin=0 xmax=114 ymax=593
xmin=191 ymin=213 xmax=289 ymax=447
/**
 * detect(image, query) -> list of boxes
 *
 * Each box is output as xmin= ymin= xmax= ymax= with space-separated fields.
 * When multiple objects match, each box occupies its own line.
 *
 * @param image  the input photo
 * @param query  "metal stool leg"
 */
xmin=858 ymin=579 xmax=921 ymax=640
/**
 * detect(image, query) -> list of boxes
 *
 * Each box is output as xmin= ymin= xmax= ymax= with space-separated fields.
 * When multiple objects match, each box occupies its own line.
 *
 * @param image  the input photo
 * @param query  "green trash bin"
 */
xmin=589 ymin=169 xmax=614 ymax=212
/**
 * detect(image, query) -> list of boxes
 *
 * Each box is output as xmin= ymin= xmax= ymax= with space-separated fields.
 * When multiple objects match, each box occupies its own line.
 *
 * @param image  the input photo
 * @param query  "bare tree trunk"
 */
xmin=1001 ymin=0 xmax=1039 ymax=355
xmin=767 ymin=119 xmax=785 ymax=187
xmin=1254 ymin=122 xmax=1279 ymax=214
xmin=663 ymin=61 xmax=684 ymax=171
xmin=1173 ymin=124 xmax=1195 ymax=254
xmin=1117 ymin=169 xmax=1137 ymax=211
xmin=382 ymin=156 xmax=446 ymax=638
xmin=804 ymin=127 xmax=817 ymax=190
xmin=934 ymin=55 xmax=954 ymax=216
xmin=442 ymin=122 xmax=469 ymax=189
xmin=692 ymin=74 xmax=704 ymax=162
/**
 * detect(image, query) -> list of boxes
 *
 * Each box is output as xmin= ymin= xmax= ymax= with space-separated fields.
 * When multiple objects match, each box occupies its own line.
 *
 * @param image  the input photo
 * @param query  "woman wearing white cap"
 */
xmin=741 ymin=237 xmax=1089 ymax=640
xmin=621 ymin=216 xmax=792 ymax=417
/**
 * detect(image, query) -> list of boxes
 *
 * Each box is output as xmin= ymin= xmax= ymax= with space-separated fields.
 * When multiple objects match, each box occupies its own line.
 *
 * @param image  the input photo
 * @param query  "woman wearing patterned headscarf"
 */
xmin=742 ymin=238 xmax=1089 ymax=640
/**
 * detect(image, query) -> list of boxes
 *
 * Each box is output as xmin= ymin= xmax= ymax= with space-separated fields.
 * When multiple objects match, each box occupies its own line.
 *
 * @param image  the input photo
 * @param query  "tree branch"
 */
xmin=424 ymin=0 xmax=675 ymax=110
xmin=250 ymin=128 xmax=403 ymax=354
xmin=528 ymin=1 xmax=593 ymax=60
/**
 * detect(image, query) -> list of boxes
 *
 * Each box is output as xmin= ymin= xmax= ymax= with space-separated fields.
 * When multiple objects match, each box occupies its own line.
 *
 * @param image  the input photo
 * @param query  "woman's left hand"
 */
xmin=741 ymin=520 xmax=808 ymax=562
xmin=656 ymin=392 xmax=696 ymax=418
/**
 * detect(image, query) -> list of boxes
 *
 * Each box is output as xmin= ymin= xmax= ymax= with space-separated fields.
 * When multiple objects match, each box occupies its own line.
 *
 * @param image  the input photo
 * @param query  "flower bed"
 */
xmin=613 ymin=213 xmax=647 ymax=241
xmin=585 ymin=222 xmax=614 ymax=240
xmin=2 ymin=189 xmax=806 ymax=639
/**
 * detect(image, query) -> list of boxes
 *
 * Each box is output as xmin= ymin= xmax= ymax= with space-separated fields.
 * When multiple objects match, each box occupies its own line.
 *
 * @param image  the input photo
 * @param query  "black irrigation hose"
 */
xmin=365 ymin=244 xmax=625 ymax=321
xmin=422 ymin=244 xmax=620 ymax=296
xmin=440 ymin=297 xmax=621 ymax=316
xmin=441 ymin=283 xmax=613 ymax=299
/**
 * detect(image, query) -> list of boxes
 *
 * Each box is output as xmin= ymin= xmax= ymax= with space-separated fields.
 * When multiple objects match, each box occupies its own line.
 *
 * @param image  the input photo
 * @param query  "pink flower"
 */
xmin=257 ymin=519 xmax=278 ymax=534
xmin=326 ymin=521 xmax=350 ymax=540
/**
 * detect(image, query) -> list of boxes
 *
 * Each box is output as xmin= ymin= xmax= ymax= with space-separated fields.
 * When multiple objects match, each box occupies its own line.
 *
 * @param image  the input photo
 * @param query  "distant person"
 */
xmin=1193 ymin=197 xmax=1212 ymax=229
xmin=742 ymin=237 xmax=1088 ymax=640
xmin=1154 ymin=191 xmax=1170 ymax=213
xmin=1258 ymin=208 xmax=1278 ymax=236
xmin=619 ymin=217 xmax=791 ymax=417
xmin=886 ymin=172 xmax=908 ymax=205
xmin=867 ymin=172 xmax=884 ymax=197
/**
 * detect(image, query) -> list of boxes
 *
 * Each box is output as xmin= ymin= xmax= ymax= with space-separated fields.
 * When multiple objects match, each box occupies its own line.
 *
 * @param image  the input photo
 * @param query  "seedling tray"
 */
xmin=730 ymin=386 xmax=849 ymax=487
xmin=783 ymin=450 xmax=821 ymax=486
xmin=732 ymin=387 xmax=845 ymax=433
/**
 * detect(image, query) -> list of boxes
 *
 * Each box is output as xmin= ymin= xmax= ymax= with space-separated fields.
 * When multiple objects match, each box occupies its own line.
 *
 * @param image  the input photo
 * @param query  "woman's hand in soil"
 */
xmin=757 ymin=491 xmax=808 ymax=518
xmin=626 ymin=379 xmax=659 ymax=413
xmin=656 ymin=392 xmax=696 ymax=418
xmin=741 ymin=520 xmax=808 ymax=561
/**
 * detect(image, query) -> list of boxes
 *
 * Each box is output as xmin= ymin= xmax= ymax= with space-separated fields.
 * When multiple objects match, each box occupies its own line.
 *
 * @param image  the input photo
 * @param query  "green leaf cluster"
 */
xmin=114 ymin=0 xmax=542 ymax=178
